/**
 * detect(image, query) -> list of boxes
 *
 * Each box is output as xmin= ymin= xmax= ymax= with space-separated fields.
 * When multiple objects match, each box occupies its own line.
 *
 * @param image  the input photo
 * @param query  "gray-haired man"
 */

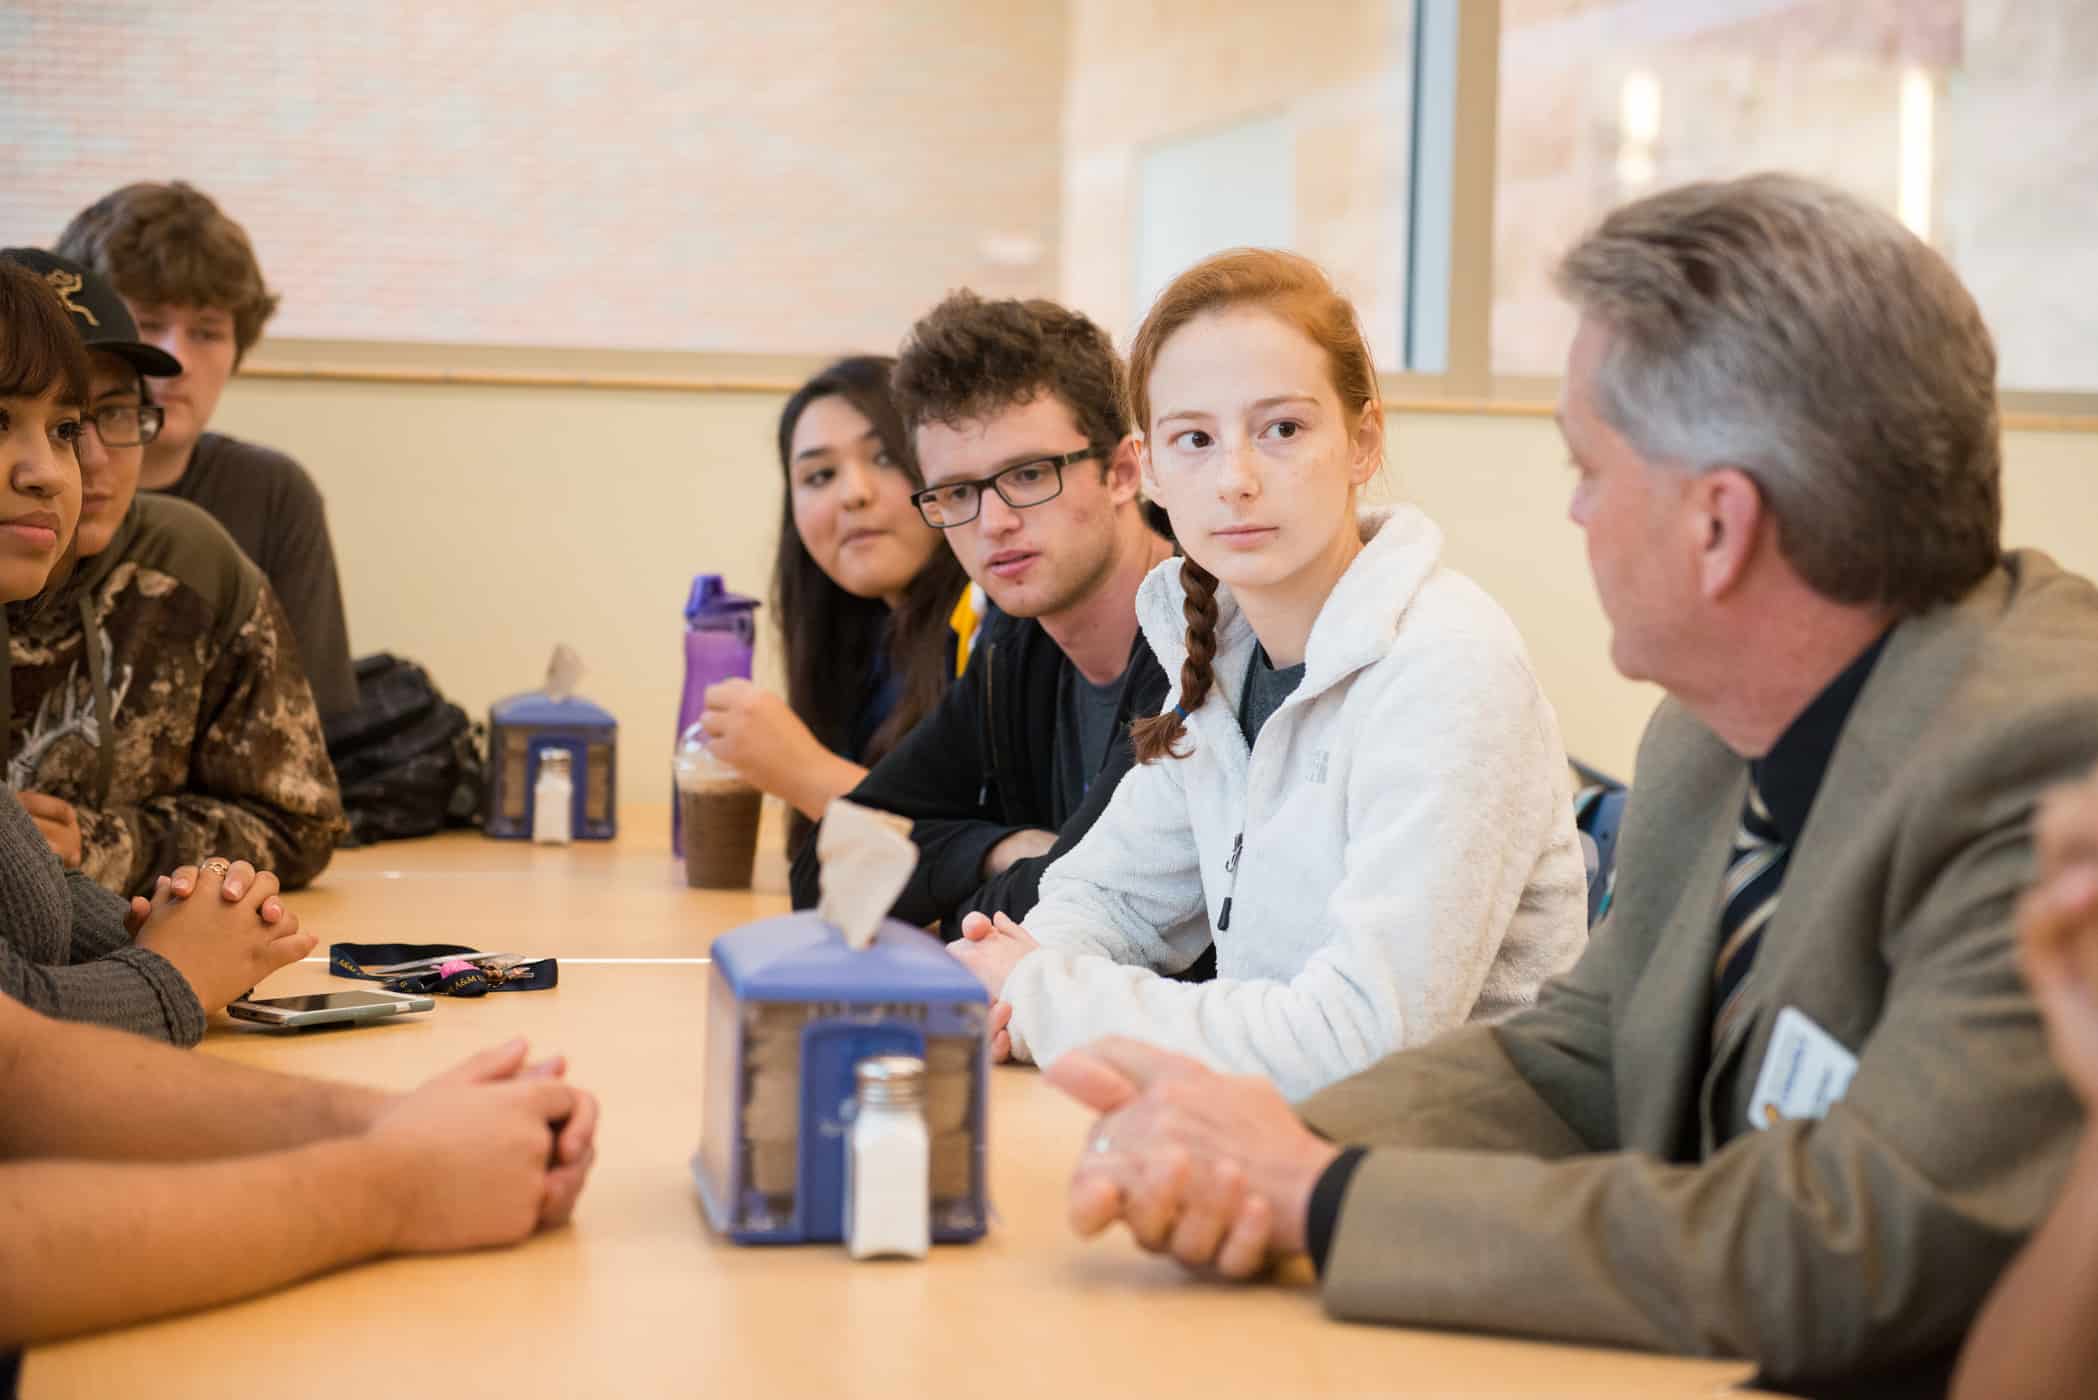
xmin=1044 ymin=173 xmax=2098 ymax=1398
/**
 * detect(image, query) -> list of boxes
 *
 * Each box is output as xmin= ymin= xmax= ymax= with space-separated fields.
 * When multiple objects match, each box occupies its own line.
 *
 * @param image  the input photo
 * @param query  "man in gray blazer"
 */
xmin=1045 ymin=173 xmax=2098 ymax=1396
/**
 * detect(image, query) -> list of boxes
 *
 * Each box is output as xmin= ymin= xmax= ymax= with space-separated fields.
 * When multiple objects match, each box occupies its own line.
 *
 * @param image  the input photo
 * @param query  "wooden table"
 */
xmin=277 ymin=801 xmax=793 ymax=960
xmin=25 ymin=815 xmax=1763 ymax=1398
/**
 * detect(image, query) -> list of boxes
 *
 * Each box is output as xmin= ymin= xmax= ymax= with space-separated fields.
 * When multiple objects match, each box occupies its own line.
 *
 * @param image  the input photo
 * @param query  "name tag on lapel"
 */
xmin=1747 ymin=1006 xmax=1859 ymax=1132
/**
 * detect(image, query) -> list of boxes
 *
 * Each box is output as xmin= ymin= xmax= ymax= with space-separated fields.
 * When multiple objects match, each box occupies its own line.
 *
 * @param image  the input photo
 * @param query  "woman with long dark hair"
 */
xmin=700 ymin=356 xmax=970 ymax=839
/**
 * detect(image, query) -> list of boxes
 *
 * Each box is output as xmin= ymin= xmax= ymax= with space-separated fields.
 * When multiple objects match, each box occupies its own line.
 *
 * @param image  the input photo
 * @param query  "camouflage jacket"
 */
xmin=3 ymin=494 xmax=346 ymax=897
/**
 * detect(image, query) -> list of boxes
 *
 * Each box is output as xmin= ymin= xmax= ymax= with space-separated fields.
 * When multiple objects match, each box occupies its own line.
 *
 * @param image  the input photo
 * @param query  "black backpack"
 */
xmin=323 ymin=654 xmax=485 ymax=847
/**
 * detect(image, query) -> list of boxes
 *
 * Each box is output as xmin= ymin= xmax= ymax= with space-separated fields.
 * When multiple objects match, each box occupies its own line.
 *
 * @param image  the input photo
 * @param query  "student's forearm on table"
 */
xmin=0 ymin=1013 xmax=390 ymax=1159
xmin=0 ymin=1136 xmax=405 ymax=1345
xmin=979 ymin=827 xmax=1058 ymax=879
xmin=782 ymin=752 xmax=868 ymax=823
xmin=1951 ymin=1129 xmax=2098 ymax=1400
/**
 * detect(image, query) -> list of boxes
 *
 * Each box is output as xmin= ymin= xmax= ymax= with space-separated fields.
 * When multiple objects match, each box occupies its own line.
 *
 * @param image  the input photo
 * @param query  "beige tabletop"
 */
xmin=285 ymin=801 xmax=793 ymax=959
xmin=26 ymin=815 xmax=1762 ymax=1398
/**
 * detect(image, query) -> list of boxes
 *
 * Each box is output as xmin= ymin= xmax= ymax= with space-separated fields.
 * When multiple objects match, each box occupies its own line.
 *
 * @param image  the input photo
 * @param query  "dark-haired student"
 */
xmin=0 ymin=268 xmax=595 ymax=1400
xmin=0 ymin=261 xmax=318 ymax=1043
xmin=786 ymin=295 xmax=1180 ymax=946
xmin=698 ymin=356 xmax=969 ymax=849
xmin=0 ymin=248 xmax=343 ymax=898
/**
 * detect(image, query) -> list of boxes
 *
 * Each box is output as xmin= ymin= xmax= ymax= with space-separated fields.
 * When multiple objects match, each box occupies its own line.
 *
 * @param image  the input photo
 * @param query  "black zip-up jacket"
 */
xmin=789 ymin=605 xmax=1171 ymax=942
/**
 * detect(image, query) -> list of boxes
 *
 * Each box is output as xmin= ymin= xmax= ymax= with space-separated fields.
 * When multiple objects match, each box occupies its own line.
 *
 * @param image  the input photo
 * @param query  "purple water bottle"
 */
xmin=674 ymin=574 xmax=760 ymax=856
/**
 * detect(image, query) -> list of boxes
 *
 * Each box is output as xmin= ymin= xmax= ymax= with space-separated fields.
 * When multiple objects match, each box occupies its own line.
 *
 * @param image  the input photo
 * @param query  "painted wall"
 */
xmin=212 ymin=370 xmax=2097 ymax=803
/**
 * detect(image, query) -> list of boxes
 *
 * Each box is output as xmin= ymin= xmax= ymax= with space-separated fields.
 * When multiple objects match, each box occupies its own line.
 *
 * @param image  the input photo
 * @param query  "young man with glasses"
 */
xmin=789 ymin=292 xmax=1195 ymax=960
xmin=0 ymin=250 xmax=343 ymax=899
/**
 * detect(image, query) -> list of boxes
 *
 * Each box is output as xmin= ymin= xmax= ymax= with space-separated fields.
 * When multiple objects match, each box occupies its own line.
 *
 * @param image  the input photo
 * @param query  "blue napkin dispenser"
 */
xmin=692 ymin=912 xmax=990 ymax=1245
xmin=483 ymin=691 xmax=617 ymax=840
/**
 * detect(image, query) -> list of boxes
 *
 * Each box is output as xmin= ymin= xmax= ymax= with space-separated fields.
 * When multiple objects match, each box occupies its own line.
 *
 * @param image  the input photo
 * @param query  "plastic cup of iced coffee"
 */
xmin=673 ymin=732 xmax=763 ymax=890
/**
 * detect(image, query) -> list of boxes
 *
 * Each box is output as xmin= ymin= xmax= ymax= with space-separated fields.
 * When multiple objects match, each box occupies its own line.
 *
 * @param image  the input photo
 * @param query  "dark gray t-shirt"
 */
xmin=153 ymin=432 xmax=359 ymax=718
xmin=1237 ymin=644 xmax=1307 ymax=748
xmin=1053 ymin=659 xmax=1127 ymax=819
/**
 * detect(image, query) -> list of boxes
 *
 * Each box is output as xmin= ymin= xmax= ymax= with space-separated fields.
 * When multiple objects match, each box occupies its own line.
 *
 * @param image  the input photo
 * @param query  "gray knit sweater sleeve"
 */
xmin=66 ymin=868 xmax=138 ymax=958
xmin=0 ymin=792 xmax=206 ymax=1045
xmin=0 ymin=938 xmax=206 ymax=1045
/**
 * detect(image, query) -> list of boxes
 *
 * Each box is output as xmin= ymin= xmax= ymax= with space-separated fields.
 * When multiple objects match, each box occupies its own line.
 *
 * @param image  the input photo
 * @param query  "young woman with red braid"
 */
xmin=950 ymin=250 xmax=1587 ymax=1099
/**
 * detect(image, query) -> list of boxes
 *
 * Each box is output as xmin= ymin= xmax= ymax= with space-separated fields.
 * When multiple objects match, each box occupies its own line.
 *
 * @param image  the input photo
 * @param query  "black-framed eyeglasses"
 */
xmin=83 ymin=402 xmax=164 ymax=448
xmin=910 ymin=447 xmax=1096 ymax=529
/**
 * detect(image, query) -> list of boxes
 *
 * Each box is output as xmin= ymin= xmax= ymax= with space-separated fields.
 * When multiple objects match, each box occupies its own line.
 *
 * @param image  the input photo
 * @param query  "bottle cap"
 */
xmin=854 ymin=1054 xmax=927 ymax=1107
xmin=684 ymin=573 xmax=760 ymax=624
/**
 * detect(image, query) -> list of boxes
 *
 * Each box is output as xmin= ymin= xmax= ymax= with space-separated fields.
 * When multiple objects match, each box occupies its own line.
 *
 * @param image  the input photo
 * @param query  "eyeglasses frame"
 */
xmin=909 ymin=446 xmax=1100 ymax=529
xmin=81 ymin=401 xmax=165 ymax=449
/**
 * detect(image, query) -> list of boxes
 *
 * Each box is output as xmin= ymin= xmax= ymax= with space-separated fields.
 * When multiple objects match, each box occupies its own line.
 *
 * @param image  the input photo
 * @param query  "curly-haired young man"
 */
xmin=56 ymin=182 xmax=358 ymax=719
xmin=789 ymin=293 xmax=1189 ymax=959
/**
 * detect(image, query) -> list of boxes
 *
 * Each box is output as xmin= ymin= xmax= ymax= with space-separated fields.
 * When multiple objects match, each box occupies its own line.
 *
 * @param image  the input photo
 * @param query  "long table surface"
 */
xmin=26 ymin=811 xmax=1764 ymax=1398
xmin=271 ymin=801 xmax=796 ymax=960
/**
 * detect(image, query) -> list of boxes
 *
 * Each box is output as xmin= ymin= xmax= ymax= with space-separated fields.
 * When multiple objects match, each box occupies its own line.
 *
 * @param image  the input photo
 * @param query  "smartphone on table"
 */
xmin=227 ymin=989 xmax=435 ymax=1029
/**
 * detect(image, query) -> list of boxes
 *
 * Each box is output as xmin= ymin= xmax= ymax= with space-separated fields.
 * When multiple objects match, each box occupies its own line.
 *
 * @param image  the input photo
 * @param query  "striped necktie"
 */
xmin=1712 ymin=777 xmax=1787 ymax=1049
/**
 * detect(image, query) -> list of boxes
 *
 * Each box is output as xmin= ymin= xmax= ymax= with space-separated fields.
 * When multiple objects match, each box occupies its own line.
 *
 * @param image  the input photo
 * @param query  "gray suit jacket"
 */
xmin=1298 ymin=551 xmax=2098 ymax=1391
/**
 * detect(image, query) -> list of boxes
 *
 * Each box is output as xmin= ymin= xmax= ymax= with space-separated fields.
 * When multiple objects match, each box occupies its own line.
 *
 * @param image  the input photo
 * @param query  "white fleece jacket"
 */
xmin=1003 ymin=505 xmax=1588 ymax=1100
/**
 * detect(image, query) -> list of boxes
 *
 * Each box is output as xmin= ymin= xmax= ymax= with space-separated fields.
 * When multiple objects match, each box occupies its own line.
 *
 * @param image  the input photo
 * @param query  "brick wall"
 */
xmin=7 ymin=1 xmax=2089 ymax=389
xmin=1 ymin=0 xmax=1066 ymax=354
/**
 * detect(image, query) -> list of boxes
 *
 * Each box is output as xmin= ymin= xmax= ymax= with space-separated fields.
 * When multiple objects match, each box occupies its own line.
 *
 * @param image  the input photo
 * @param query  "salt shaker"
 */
xmin=532 ymin=749 xmax=574 ymax=845
xmin=846 ymin=1054 xmax=930 ymax=1260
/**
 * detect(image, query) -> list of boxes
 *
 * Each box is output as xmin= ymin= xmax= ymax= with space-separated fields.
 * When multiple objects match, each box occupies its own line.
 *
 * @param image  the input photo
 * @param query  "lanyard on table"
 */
xmin=329 ymin=942 xmax=560 ymax=996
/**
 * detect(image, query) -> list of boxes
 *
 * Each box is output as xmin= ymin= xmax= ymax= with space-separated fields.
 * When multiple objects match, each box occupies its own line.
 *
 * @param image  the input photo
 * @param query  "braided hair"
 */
xmin=1129 ymin=557 xmax=1219 ymax=761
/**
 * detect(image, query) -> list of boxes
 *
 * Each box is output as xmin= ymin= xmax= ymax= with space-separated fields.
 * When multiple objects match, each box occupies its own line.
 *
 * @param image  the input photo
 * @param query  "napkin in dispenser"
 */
xmin=484 ymin=644 xmax=617 ymax=841
xmin=693 ymin=801 xmax=989 ymax=1244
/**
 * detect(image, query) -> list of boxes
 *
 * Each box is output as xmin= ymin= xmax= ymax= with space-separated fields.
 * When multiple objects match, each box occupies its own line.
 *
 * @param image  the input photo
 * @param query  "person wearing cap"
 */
xmin=54 ymin=182 xmax=358 ymax=719
xmin=0 ymin=248 xmax=343 ymax=901
xmin=0 ymin=258 xmax=325 ymax=1049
